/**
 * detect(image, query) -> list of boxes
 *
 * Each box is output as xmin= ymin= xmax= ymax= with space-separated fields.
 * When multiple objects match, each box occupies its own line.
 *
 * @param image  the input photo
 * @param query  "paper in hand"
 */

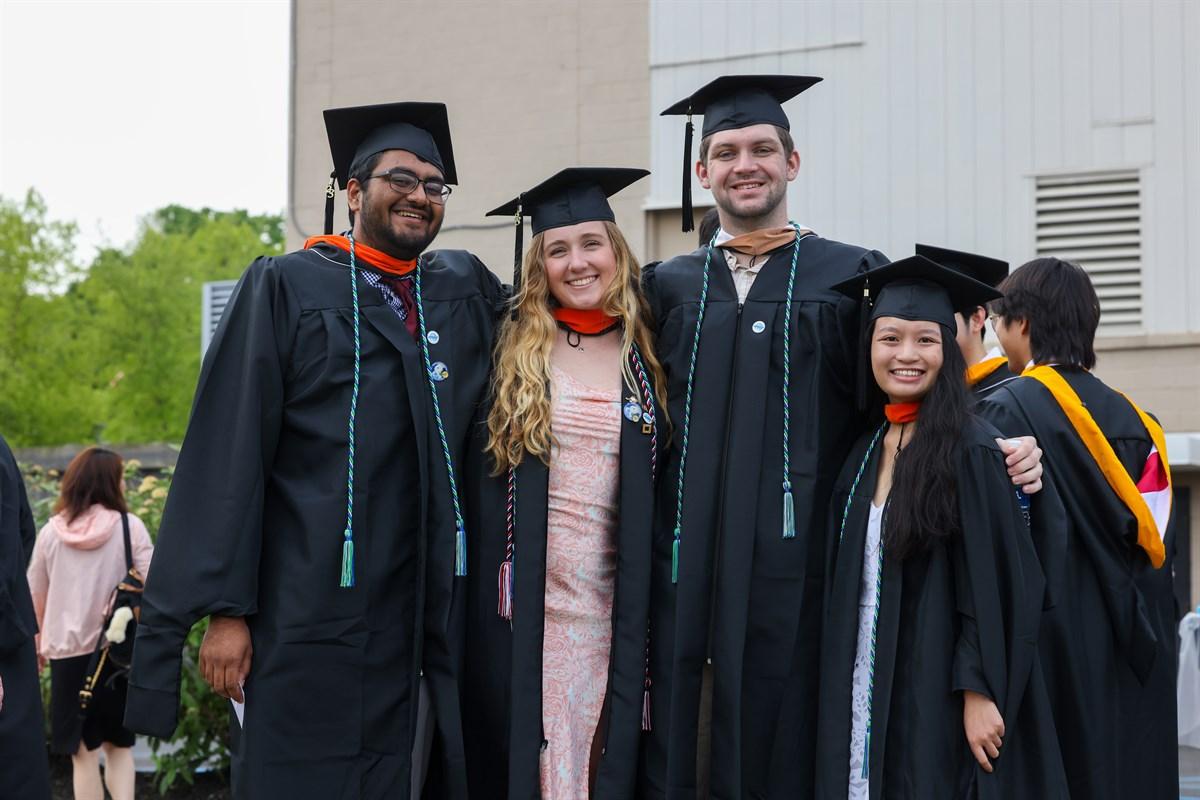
xmin=231 ymin=683 xmax=245 ymax=727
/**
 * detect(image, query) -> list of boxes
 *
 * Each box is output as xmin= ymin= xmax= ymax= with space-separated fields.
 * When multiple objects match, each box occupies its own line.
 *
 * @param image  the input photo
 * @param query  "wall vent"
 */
xmin=1035 ymin=170 xmax=1142 ymax=330
xmin=201 ymin=280 xmax=238 ymax=357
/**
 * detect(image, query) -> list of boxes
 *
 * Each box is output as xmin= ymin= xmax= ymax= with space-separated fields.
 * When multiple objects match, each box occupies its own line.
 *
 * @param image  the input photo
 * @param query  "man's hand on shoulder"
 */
xmin=200 ymin=615 xmax=252 ymax=702
xmin=998 ymin=436 xmax=1043 ymax=495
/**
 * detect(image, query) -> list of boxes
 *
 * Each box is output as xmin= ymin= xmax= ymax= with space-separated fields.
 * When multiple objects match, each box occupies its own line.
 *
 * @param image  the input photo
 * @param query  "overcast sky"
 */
xmin=0 ymin=0 xmax=288 ymax=260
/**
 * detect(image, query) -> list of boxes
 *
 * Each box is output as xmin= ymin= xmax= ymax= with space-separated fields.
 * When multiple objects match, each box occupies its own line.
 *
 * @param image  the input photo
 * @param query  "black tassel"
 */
xmin=323 ymin=170 xmax=336 ymax=235
xmin=681 ymin=111 xmax=694 ymax=233
xmin=511 ymin=195 xmax=524 ymax=321
xmin=856 ymin=279 xmax=872 ymax=412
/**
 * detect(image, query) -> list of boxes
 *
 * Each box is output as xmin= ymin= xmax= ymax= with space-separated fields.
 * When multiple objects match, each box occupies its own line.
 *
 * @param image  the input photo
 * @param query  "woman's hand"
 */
xmin=200 ymin=615 xmax=252 ymax=702
xmin=963 ymin=689 xmax=1005 ymax=773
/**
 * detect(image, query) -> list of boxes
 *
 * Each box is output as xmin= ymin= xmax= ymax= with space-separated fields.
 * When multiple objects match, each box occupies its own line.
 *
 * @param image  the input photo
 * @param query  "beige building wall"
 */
xmin=287 ymin=0 xmax=651 ymax=281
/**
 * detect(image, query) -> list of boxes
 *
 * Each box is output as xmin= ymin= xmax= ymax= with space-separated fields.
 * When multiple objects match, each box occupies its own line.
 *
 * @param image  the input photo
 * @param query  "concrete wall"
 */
xmin=288 ymin=0 xmax=651 ymax=279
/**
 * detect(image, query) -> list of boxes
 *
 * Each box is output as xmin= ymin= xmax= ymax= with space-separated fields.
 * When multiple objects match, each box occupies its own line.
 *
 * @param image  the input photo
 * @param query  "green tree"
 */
xmin=0 ymin=195 xmax=284 ymax=446
xmin=77 ymin=211 xmax=283 ymax=442
xmin=0 ymin=191 xmax=91 ymax=445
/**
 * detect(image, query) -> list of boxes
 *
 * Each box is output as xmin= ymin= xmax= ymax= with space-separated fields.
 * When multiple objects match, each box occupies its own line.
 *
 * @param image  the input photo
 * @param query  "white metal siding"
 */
xmin=648 ymin=0 xmax=1200 ymax=335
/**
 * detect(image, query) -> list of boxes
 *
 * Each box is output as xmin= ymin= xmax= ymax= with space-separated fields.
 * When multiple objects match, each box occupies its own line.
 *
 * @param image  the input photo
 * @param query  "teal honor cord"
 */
xmin=340 ymin=236 xmax=469 ymax=588
xmin=670 ymin=223 xmax=808 ymax=584
xmin=836 ymin=422 xmax=887 ymax=778
xmin=669 ymin=232 xmax=717 ymax=584
xmin=341 ymin=234 xmax=364 ymax=587
xmin=779 ymin=222 xmax=805 ymax=539
xmin=414 ymin=257 xmax=469 ymax=577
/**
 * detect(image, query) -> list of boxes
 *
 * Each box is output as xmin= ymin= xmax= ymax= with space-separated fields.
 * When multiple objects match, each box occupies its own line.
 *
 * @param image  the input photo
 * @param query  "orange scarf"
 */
xmin=304 ymin=235 xmax=417 ymax=276
xmin=966 ymin=356 xmax=1008 ymax=388
xmin=1022 ymin=365 xmax=1171 ymax=568
xmin=719 ymin=226 xmax=799 ymax=256
xmin=552 ymin=307 xmax=619 ymax=335
xmin=884 ymin=402 xmax=921 ymax=424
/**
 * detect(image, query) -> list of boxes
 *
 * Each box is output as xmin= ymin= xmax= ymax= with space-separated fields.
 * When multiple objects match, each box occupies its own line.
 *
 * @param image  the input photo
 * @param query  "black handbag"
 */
xmin=79 ymin=513 xmax=144 ymax=715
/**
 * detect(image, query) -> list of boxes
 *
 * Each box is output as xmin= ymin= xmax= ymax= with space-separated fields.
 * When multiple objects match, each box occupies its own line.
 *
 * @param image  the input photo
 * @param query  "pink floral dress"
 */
xmin=540 ymin=366 xmax=622 ymax=799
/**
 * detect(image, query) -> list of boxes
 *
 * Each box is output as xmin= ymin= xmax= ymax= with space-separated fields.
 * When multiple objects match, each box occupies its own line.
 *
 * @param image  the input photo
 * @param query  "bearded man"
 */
xmin=125 ymin=102 xmax=503 ymax=800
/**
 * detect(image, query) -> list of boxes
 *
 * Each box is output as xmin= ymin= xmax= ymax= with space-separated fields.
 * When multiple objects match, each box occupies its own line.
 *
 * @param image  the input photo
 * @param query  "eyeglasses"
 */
xmin=365 ymin=169 xmax=452 ymax=204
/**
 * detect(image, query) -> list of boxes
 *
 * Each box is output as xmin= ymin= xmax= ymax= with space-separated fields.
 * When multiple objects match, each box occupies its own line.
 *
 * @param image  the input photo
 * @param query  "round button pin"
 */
xmin=429 ymin=361 xmax=450 ymax=382
xmin=427 ymin=330 xmax=440 ymax=344
xmin=751 ymin=320 xmax=767 ymax=334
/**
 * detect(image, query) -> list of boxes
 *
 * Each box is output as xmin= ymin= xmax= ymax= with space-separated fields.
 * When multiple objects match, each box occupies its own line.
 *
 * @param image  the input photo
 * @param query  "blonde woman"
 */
xmin=460 ymin=168 xmax=666 ymax=800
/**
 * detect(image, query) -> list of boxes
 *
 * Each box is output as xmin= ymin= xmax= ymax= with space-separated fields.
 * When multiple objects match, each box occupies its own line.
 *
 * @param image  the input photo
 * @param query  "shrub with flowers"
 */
xmin=22 ymin=458 xmax=230 ymax=794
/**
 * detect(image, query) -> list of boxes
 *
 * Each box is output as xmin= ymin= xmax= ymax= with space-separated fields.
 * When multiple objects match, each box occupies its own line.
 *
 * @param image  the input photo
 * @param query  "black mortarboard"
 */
xmin=321 ymin=102 xmax=457 ymax=234
xmin=486 ymin=167 xmax=649 ymax=316
xmin=833 ymin=255 xmax=1003 ymax=333
xmin=833 ymin=255 xmax=1003 ymax=409
xmin=914 ymin=243 xmax=1009 ymax=290
xmin=660 ymin=75 xmax=822 ymax=232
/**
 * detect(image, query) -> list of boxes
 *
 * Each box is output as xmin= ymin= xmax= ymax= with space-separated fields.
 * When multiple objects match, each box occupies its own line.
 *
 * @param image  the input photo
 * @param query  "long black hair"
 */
xmin=881 ymin=326 xmax=971 ymax=559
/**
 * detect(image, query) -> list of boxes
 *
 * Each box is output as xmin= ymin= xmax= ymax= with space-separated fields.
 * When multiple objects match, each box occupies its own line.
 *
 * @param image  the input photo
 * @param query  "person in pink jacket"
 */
xmin=26 ymin=447 xmax=152 ymax=800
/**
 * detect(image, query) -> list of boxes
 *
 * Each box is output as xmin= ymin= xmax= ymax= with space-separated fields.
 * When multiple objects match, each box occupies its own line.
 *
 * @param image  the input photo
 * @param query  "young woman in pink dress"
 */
xmin=461 ymin=168 xmax=666 ymax=799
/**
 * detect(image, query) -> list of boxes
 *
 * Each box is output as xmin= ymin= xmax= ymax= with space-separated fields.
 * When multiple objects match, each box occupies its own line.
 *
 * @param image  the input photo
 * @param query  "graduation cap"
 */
xmin=833 ymin=255 xmax=1003 ymax=408
xmin=321 ymin=102 xmax=457 ymax=234
xmin=660 ymin=75 xmax=822 ymax=232
xmin=486 ymin=167 xmax=649 ymax=315
xmin=914 ymin=243 xmax=1009 ymax=291
xmin=834 ymin=254 xmax=1003 ymax=333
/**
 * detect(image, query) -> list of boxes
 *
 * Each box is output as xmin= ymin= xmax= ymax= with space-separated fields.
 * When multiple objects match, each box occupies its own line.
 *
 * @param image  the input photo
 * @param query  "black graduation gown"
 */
xmin=814 ymin=418 xmax=1066 ymax=799
xmin=461 ymin=370 xmax=662 ymax=800
xmin=124 ymin=242 xmax=503 ymax=800
xmin=977 ymin=367 xmax=1178 ymax=800
xmin=0 ymin=433 xmax=52 ymax=800
xmin=640 ymin=237 xmax=887 ymax=799
xmin=970 ymin=363 xmax=1068 ymax=609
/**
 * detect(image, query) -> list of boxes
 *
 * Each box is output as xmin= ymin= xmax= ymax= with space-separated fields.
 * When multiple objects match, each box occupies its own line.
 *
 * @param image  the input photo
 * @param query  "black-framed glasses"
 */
xmin=366 ymin=168 xmax=452 ymax=204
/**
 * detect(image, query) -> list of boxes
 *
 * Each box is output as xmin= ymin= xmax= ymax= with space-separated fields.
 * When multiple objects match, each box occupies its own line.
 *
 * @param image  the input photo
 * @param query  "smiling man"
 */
xmin=124 ymin=102 xmax=503 ymax=800
xmin=641 ymin=75 xmax=1043 ymax=799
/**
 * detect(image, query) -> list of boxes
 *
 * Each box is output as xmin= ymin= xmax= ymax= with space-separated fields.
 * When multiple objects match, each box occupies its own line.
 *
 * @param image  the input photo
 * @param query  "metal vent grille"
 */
xmin=1035 ymin=171 xmax=1142 ymax=330
xmin=201 ymin=280 xmax=238 ymax=357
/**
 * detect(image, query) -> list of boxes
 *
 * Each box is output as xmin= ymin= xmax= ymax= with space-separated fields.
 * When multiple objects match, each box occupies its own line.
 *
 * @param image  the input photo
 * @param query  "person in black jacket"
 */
xmin=0 ymin=432 xmax=52 ymax=800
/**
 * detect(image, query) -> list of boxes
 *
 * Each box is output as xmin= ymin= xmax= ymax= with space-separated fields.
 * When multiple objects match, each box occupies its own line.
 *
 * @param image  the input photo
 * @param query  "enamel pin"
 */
xmin=623 ymin=395 xmax=642 ymax=423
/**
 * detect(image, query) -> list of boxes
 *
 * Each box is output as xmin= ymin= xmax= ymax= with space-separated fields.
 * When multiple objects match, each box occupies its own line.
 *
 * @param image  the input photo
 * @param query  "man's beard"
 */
xmin=718 ymin=179 xmax=788 ymax=224
xmin=358 ymin=199 xmax=442 ymax=260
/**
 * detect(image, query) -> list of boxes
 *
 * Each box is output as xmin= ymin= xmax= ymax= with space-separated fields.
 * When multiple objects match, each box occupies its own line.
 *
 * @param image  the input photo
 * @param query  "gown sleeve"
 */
xmin=125 ymin=257 xmax=295 ymax=737
xmin=0 ymin=436 xmax=37 ymax=655
xmin=976 ymin=391 xmax=1069 ymax=609
xmin=950 ymin=434 xmax=1047 ymax=723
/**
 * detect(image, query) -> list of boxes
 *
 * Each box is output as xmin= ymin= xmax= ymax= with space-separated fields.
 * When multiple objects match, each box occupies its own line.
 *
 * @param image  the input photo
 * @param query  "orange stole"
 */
xmin=304 ymin=235 xmax=417 ymax=276
xmin=966 ymin=356 xmax=1007 ymax=388
xmin=1022 ymin=365 xmax=1171 ymax=568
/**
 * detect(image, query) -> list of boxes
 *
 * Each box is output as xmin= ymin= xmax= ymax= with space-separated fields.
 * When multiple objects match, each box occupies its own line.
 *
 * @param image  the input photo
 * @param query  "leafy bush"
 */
xmin=23 ymin=459 xmax=230 ymax=793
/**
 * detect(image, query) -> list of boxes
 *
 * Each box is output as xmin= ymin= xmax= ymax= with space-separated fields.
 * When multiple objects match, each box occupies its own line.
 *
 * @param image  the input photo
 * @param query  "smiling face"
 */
xmin=347 ymin=149 xmax=445 ymax=259
xmin=540 ymin=220 xmax=619 ymax=310
xmin=697 ymin=123 xmax=799 ymax=231
xmin=870 ymin=316 xmax=946 ymax=403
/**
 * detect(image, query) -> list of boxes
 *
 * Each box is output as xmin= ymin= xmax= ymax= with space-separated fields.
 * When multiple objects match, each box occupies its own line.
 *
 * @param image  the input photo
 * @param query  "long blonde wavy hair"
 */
xmin=486 ymin=221 xmax=669 ymax=473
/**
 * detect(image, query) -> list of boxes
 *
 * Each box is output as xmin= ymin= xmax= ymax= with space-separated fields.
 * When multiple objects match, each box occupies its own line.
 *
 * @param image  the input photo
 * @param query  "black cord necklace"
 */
xmin=557 ymin=320 xmax=620 ymax=350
